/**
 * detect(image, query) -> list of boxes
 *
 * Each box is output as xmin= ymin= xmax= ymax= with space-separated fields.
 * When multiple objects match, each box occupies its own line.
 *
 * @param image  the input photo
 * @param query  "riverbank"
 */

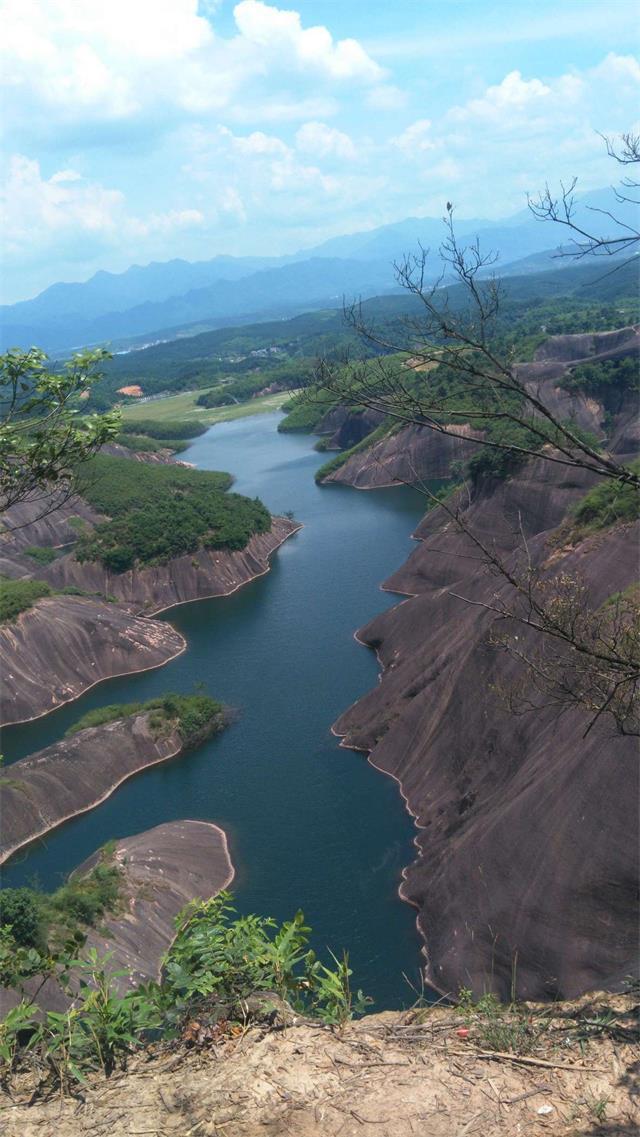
xmin=0 ymin=707 xmax=227 ymax=865
xmin=334 ymin=454 xmax=639 ymax=1001
xmin=121 ymin=388 xmax=288 ymax=429
xmin=1 ymin=414 xmax=426 ymax=1009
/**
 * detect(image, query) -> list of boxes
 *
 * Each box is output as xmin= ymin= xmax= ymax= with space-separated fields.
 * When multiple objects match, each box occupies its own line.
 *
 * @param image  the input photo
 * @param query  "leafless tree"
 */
xmin=308 ymin=138 xmax=639 ymax=734
xmin=528 ymin=131 xmax=640 ymax=263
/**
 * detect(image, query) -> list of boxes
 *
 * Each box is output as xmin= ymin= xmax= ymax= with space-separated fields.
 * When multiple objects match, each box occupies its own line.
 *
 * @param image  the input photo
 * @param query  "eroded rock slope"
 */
xmin=335 ymin=457 xmax=639 ymax=1000
xmin=0 ymin=595 xmax=185 ymax=725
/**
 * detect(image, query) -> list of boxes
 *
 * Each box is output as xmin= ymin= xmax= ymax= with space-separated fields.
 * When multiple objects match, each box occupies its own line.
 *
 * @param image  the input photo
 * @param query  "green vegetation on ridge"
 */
xmin=571 ymin=461 xmax=640 ymax=533
xmin=66 ymin=691 xmax=225 ymax=743
xmin=75 ymin=454 xmax=271 ymax=573
xmin=0 ymin=853 xmax=122 ymax=955
xmin=0 ymin=577 xmax=52 ymax=623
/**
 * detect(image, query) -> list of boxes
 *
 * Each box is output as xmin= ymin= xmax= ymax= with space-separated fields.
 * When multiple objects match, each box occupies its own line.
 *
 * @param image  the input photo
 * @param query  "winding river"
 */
xmin=1 ymin=412 xmax=434 ymax=1009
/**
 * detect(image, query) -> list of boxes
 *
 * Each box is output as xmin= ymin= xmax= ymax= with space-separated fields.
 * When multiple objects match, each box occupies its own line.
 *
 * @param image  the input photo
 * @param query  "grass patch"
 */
xmin=116 ymin=433 xmax=191 ymax=454
xmin=23 ymin=546 xmax=56 ymax=566
xmin=0 ymin=577 xmax=52 ymax=623
xmin=66 ymin=691 xmax=225 ymax=745
xmin=0 ymin=848 xmax=123 ymax=954
xmin=74 ymin=454 xmax=270 ymax=573
xmin=121 ymin=388 xmax=287 ymax=429
xmin=456 ymin=988 xmax=550 ymax=1056
xmin=119 ymin=419 xmax=207 ymax=440
xmin=277 ymin=387 xmax=337 ymax=433
xmin=570 ymin=462 xmax=640 ymax=533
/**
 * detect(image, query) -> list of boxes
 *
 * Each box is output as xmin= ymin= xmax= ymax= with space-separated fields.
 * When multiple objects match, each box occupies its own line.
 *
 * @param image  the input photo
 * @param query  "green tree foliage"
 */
xmin=119 ymin=418 xmax=207 ymax=440
xmin=561 ymin=355 xmax=639 ymax=414
xmin=0 ymin=889 xmax=43 ymax=950
xmin=0 ymin=577 xmax=52 ymax=622
xmin=23 ymin=545 xmax=56 ymax=565
xmin=66 ymin=691 xmax=224 ymax=744
xmin=0 ymin=348 xmax=119 ymax=516
xmin=0 ymin=892 xmax=370 ymax=1089
xmin=74 ymin=455 xmax=271 ymax=572
xmin=572 ymin=461 xmax=640 ymax=531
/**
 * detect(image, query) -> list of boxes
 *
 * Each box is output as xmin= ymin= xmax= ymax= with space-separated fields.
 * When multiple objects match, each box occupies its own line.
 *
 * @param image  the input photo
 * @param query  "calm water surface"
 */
xmin=1 ymin=413 xmax=432 ymax=1008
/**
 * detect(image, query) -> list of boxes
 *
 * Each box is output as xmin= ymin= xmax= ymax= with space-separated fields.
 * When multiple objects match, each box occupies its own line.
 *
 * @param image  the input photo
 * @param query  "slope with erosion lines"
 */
xmin=319 ymin=326 xmax=639 ymax=490
xmin=334 ymin=455 xmax=639 ymax=1001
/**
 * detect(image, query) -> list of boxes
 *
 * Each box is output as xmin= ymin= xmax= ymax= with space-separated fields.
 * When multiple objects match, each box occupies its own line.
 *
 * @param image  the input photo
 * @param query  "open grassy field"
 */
xmin=121 ymin=389 xmax=290 ymax=428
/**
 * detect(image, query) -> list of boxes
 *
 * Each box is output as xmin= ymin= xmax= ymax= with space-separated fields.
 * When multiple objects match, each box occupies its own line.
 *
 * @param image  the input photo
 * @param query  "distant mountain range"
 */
xmin=2 ymin=189 xmax=637 ymax=355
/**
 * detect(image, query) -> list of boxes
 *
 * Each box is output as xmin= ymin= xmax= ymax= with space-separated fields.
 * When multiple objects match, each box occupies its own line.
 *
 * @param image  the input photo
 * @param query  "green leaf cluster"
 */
xmin=0 ymin=892 xmax=371 ymax=1090
xmin=74 ymin=454 xmax=270 ymax=572
xmin=0 ymin=348 xmax=119 ymax=512
xmin=65 ymin=691 xmax=224 ymax=744
xmin=572 ymin=461 xmax=640 ymax=532
xmin=0 ymin=576 xmax=52 ymax=622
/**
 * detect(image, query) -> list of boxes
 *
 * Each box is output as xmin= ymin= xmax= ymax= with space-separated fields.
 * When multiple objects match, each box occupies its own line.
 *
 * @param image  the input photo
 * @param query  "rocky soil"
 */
xmin=2 ymin=992 xmax=637 ymax=1137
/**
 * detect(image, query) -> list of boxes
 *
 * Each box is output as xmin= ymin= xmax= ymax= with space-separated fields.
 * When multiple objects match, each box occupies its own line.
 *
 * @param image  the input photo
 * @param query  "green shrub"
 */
xmin=0 ymin=577 xmax=52 ymax=623
xmin=572 ymin=463 xmax=640 ymax=531
xmin=119 ymin=419 xmax=207 ymax=440
xmin=277 ymin=388 xmax=337 ymax=432
xmin=0 ymin=889 xmax=43 ymax=949
xmin=66 ymin=692 xmax=224 ymax=742
xmin=23 ymin=545 xmax=56 ymax=565
xmin=74 ymin=455 xmax=270 ymax=572
xmin=562 ymin=355 xmax=639 ymax=403
xmin=47 ymin=863 xmax=122 ymax=931
xmin=0 ymin=894 xmax=370 ymax=1089
xmin=115 ymin=432 xmax=163 ymax=452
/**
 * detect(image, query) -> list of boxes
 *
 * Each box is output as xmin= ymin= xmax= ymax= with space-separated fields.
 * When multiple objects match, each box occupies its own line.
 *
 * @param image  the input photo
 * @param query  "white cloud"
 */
xmin=1 ymin=155 xmax=124 ymax=255
xmin=392 ymin=119 xmax=436 ymax=156
xmin=233 ymin=1 xmax=384 ymax=83
xmin=450 ymin=70 xmax=551 ymax=123
xmin=219 ymin=127 xmax=289 ymax=156
xmin=295 ymin=121 xmax=356 ymax=160
xmin=1 ymin=154 xmax=204 ymax=264
xmin=0 ymin=0 xmax=385 ymax=142
xmin=366 ymin=84 xmax=408 ymax=111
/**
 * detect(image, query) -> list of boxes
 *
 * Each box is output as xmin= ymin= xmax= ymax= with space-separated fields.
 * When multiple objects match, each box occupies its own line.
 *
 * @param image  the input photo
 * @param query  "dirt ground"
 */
xmin=1 ymin=995 xmax=638 ymax=1137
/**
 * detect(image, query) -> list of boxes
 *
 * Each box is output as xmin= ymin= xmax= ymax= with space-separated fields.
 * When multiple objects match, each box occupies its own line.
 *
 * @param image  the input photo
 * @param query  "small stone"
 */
xmin=537 ymin=1104 xmax=554 ymax=1115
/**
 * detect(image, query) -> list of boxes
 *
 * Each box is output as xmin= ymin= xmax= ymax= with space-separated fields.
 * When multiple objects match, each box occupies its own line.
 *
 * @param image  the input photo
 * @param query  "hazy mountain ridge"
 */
xmin=2 ymin=188 xmax=637 ymax=354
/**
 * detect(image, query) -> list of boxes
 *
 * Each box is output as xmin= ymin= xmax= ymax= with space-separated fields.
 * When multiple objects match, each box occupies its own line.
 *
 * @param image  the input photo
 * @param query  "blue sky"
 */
xmin=1 ymin=0 xmax=639 ymax=302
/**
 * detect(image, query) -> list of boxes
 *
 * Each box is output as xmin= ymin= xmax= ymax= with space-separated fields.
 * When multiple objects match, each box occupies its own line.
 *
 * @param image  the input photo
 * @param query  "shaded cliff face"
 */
xmin=335 ymin=458 xmax=639 ymax=1001
xmin=322 ymin=423 xmax=482 ymax=488
xmin=318 ymin=326 xmax=639 ymax=490
xmin=0 ymin=481 xmax=300 ymax=722
xmin=316 ymin=405 xmax=386 ymax=450
xmin=0 ymin=712 xmax=199 ymax=863
xmin=0 ymin=820 xmax=234 ymax=1016
xmin=38 ymin=516 xmax=300 ymax=615
xmin=0 ymin=596 xmax=185 ymax=725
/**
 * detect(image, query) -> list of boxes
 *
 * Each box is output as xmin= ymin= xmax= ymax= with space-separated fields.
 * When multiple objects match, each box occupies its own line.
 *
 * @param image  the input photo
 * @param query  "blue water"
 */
xmin=1 ymin=412 xmax=433 ymax=1009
